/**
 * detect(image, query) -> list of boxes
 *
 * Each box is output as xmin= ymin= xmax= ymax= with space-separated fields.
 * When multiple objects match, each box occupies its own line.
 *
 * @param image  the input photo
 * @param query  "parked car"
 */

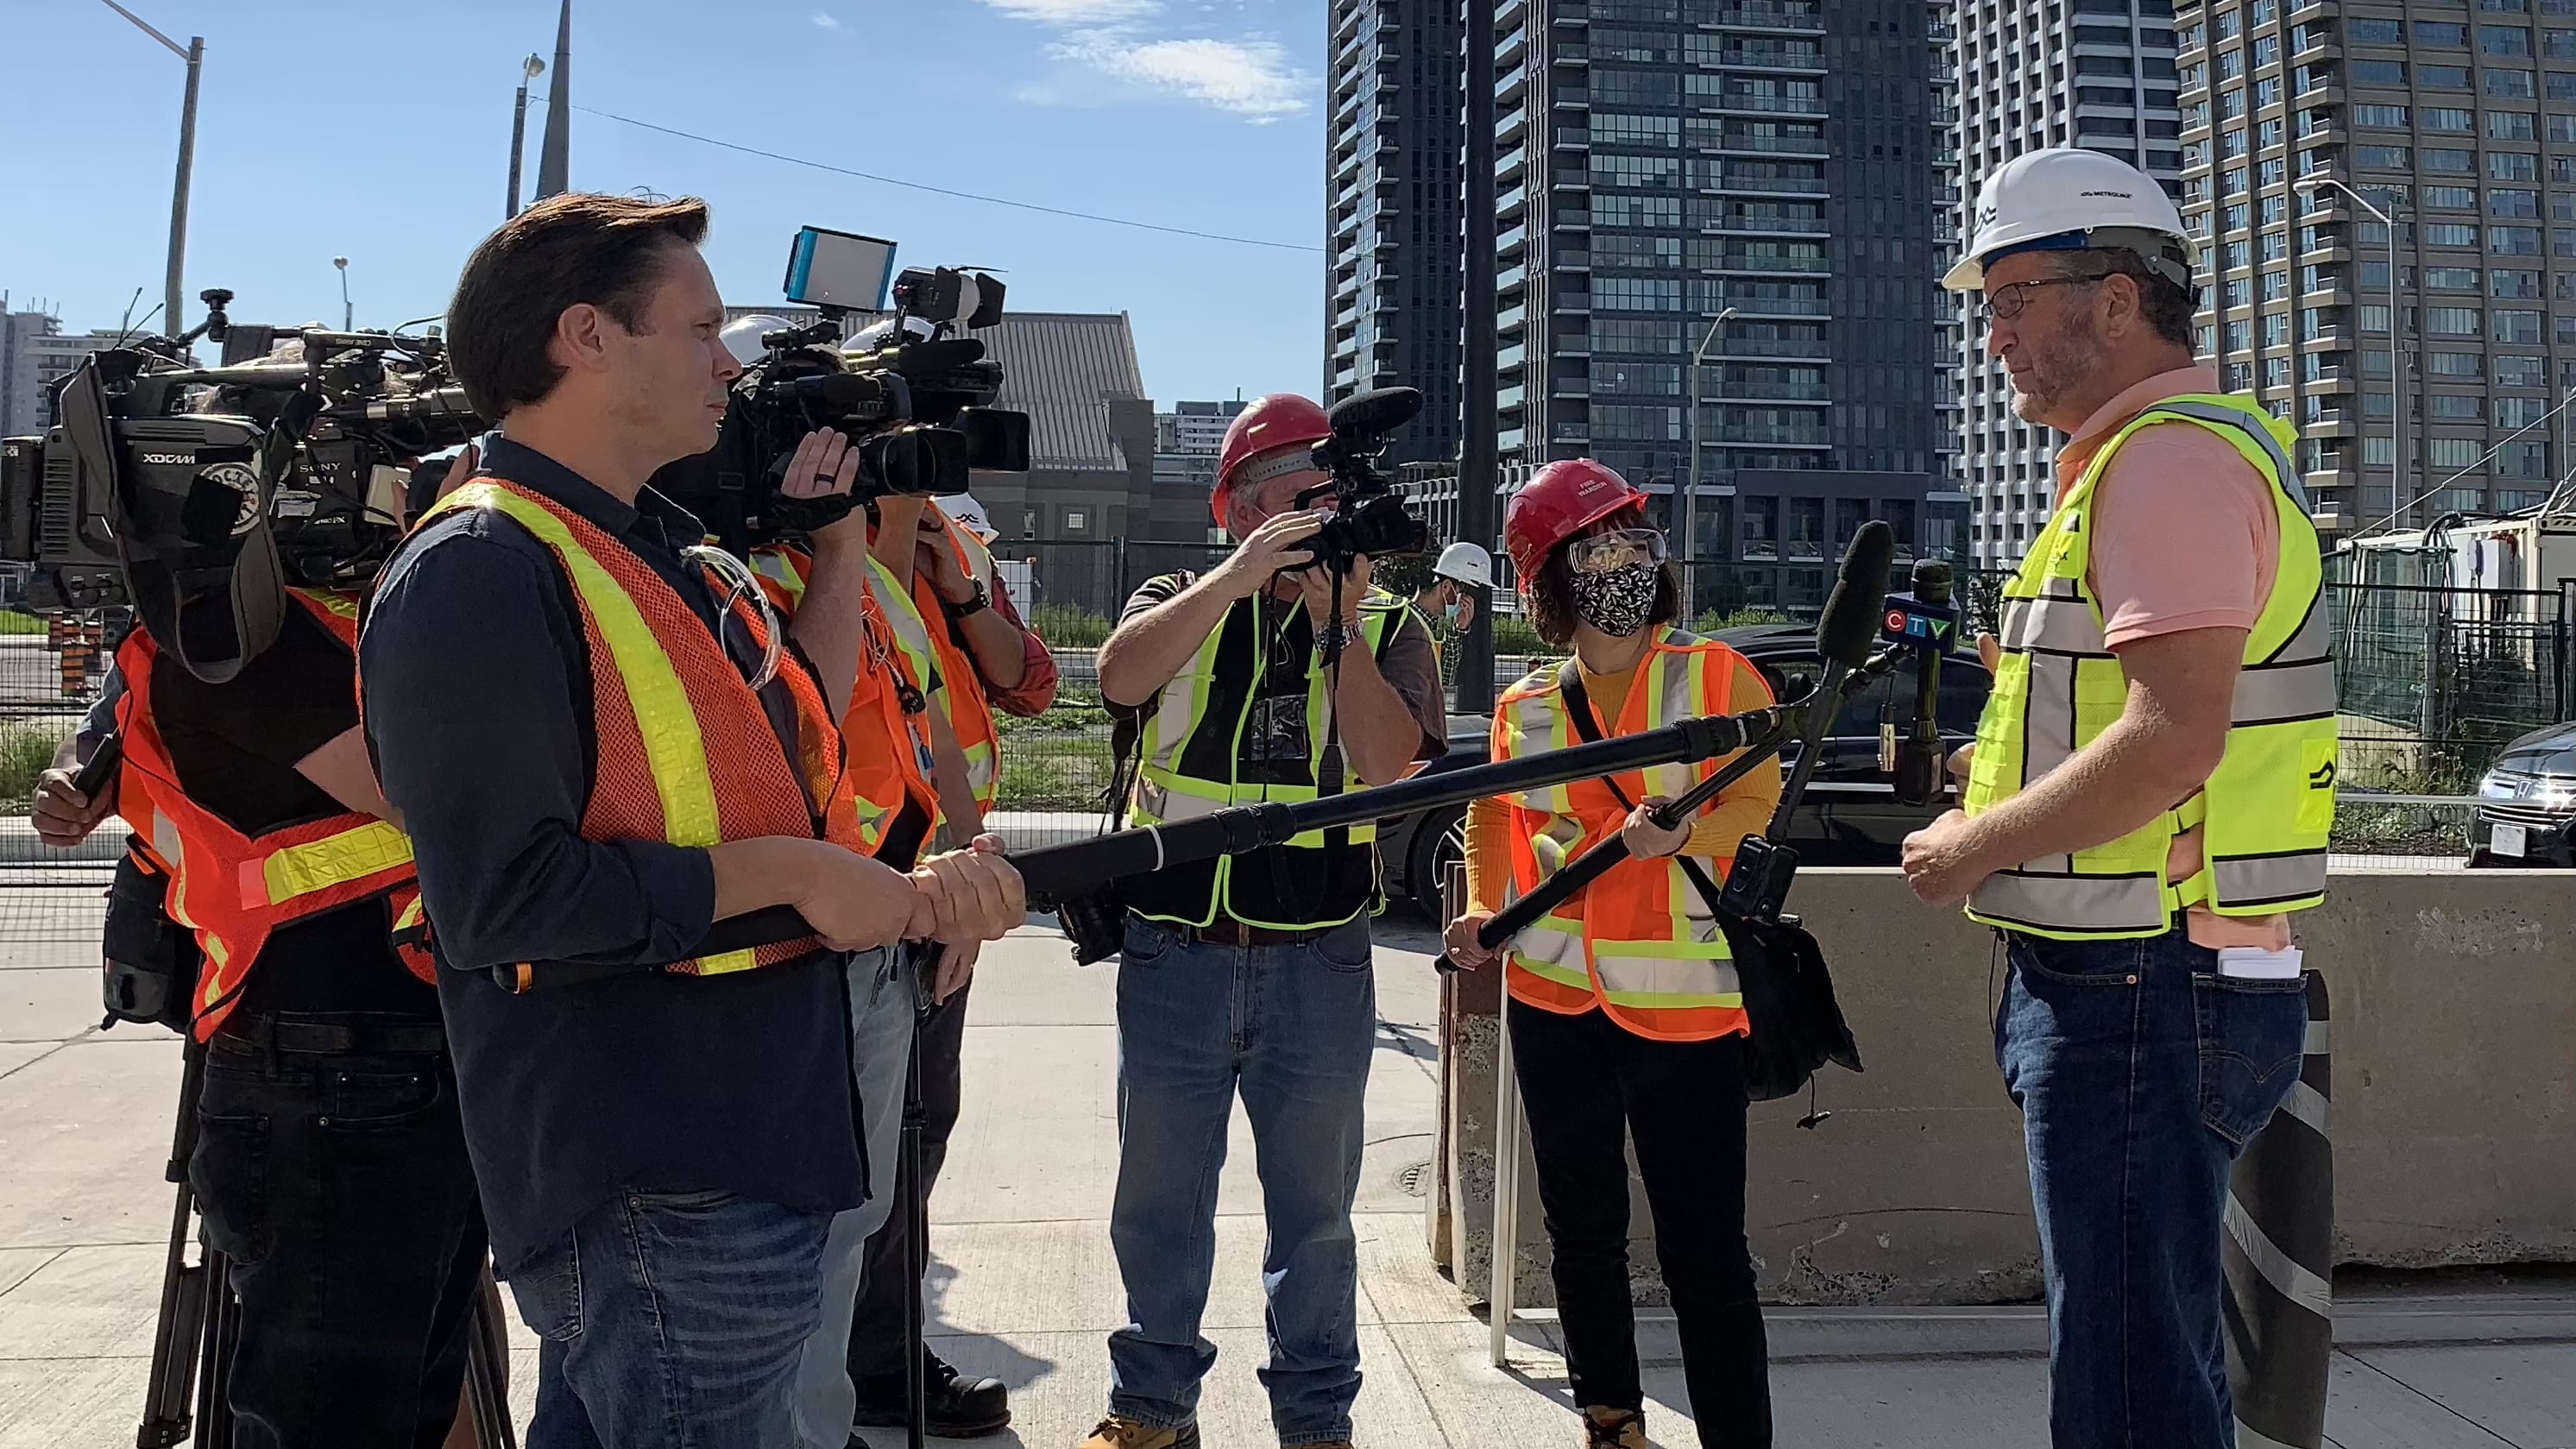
xmin=1378 ymin=626 xmax=1993 ymax=912
xmin=2470 ymin=721 xmax=2576 ymax=867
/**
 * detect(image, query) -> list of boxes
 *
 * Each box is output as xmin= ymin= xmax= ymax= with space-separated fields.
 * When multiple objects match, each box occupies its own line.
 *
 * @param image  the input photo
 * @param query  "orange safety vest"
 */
xmin=913 ymin=504 xmax=1002 ymax=818
xmin=406 ymin=478 xmax=874 ymax=978
xmin=115 ymin=589 xmax=432 ymax=1043
xmin=1490 ymin=627 xmax=1756 ymax=1043
xmin=746 ymin=542 xmax=943 ymax=863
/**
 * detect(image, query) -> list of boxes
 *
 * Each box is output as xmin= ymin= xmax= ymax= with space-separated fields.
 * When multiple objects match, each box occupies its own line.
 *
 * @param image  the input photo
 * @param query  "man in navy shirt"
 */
xmin=362 ymin=193 xmax=1022 ymax=1449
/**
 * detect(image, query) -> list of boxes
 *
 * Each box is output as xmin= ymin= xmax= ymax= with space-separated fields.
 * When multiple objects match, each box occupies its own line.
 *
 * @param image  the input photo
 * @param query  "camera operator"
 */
xmin=33 ymin=578 xmax=489 ymax=1445
xmin=358 ymin=193 xmax=1024 ymax=1449
xmin=1085 ymin=394 xmax=1446 ymax=1449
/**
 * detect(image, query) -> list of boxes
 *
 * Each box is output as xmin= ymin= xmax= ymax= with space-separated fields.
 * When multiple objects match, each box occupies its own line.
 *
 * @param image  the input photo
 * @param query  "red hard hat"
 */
xmin=1212 ymin=394 xmax=1332 ymax=524
xmin=1504 ymin=458 xmax=1651 ymax=582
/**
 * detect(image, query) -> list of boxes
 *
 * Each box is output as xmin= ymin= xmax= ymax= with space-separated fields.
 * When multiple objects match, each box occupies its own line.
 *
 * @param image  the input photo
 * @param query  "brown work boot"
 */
xmin=1076 ymin=1417 xmax=1200 ymax=1449
xmin=1583 ymin=1406 xmax=1651 ymax=1448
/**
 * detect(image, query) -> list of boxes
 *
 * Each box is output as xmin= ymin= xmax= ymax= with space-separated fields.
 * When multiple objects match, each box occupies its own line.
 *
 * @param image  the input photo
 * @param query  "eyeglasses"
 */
xmin=1567 ymin=527 xmax=1666 ymax=575
xmin=1978 ymin=273 xmax=2116 ymax=323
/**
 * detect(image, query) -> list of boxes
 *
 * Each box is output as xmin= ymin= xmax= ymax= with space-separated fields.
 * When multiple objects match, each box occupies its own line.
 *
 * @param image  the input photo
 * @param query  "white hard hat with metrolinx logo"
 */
xmin=1433 ymin=541 xmax=1493 ymax=589
xmin=1943 ymin=147 xmax=2198 ymax=294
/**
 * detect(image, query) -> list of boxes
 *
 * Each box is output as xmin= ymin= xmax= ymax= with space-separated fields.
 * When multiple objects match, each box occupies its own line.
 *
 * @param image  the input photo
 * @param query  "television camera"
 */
xmin=1298 ymin=386 xmax=1430 ymax=577
xmin=658 ymin=226 xmax=1032 ymax=551
xmin=0 ymin=289 xmax=484 ymax=681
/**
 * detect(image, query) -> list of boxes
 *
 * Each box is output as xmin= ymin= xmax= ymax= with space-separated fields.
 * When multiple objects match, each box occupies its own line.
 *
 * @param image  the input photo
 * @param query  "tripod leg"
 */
xmin=463 ymin=1267 xmax=517 ymax=1449
xmin=138 ymin=1043 xmax=211 ymax=1447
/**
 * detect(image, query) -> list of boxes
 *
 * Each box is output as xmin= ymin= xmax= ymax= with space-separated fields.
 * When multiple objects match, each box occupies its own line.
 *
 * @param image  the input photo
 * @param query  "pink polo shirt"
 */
xmin=2053 ymin=366 xmax=2293 ymax=950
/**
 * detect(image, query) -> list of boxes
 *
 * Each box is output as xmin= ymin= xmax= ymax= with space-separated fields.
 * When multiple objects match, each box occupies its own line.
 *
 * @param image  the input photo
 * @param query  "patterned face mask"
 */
xmin=1569 ymin=560 xmax=1660 ymax=638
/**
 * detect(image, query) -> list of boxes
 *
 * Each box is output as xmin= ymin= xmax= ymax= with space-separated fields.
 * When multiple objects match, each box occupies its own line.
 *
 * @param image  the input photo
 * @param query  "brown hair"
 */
xmin=1524 ymin=505 xmax=1682 ymax=647
xmin=445 ymin=192 xmax=712 ymax=419
xmin=2039 ymin=251 xmax=2197 ymax=349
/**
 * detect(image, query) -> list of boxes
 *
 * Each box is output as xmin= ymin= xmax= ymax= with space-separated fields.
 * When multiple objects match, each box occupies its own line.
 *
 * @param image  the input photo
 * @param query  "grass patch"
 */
xmin=1030 ymin=602 xmax=1112 ymax=650
xmin=1491 ymin=614 xmax=1549 ymax=657
xmin=0 ymin=721 xmax=67 ymax=810
xmin=0 ymin=610 xmax=49 ymax=636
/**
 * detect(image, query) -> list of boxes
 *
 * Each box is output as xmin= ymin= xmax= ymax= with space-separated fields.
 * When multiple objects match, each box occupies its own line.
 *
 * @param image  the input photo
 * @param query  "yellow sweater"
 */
xmin=1462 ymin=654 xmax=1781 ymax=917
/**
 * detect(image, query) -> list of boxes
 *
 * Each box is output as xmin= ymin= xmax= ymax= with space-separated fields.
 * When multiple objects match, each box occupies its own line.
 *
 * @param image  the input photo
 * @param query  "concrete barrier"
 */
xmin=1439 ymin=866 xmax=2576 ymax=1307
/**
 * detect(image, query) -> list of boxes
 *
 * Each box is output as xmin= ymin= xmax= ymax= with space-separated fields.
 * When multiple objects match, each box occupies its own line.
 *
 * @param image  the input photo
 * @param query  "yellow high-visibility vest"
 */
xmin=1964 ymin=394 xmax=2338 ymax=939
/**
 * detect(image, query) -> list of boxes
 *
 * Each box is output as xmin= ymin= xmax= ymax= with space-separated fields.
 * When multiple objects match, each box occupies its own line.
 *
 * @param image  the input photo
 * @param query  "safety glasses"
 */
xmin=1566 ymin=526 xmax=1666 ymax=575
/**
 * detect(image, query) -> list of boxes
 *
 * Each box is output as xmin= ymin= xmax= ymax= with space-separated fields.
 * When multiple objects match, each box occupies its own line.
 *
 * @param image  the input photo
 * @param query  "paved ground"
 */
xmin=0 ymin=901 xmax=2567 ymax=1448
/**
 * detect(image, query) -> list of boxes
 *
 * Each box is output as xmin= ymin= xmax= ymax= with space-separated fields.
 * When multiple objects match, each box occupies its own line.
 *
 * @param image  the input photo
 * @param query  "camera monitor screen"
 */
xmin=783 ymin=227 xmax=898 ymax=311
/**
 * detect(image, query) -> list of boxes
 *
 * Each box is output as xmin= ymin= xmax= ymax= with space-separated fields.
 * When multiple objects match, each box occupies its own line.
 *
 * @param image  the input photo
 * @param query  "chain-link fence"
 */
xmin=2 ymin=608 xmax=113 ymax=961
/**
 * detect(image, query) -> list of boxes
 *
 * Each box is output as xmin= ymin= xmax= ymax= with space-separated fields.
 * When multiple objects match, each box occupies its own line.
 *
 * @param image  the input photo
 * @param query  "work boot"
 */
xmin=1584 ymin=1406 xmax=1651 ymax=1448
xmin=851 ymin=1351 xmax=1011 ymax=1437
xmin=1075 ymin=1416 xmax=1201 ymax=1449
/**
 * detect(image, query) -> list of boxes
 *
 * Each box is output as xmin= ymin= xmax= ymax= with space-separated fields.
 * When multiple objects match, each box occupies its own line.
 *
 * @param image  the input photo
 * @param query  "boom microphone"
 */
xmin=1767 ymin=521 xmax=1894 ymax=837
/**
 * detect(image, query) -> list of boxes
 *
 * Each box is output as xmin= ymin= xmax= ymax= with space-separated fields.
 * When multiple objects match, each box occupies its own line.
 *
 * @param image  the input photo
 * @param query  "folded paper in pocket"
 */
xmin=2216 ymin=945 xmax=2303 ymax=980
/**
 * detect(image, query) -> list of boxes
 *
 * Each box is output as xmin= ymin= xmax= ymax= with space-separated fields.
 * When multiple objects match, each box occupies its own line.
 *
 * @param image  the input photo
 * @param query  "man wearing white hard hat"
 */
xmin=1901 ymin=148 xmax=2335 ymax=1449
xmin=1412 ymin=541 xmax=1490 ymax=638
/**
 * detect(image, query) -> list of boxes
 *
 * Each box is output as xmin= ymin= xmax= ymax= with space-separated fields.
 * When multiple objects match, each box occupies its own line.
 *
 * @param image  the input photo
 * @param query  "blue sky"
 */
xmin=0 ymin=0 xmax=1326 ymax=405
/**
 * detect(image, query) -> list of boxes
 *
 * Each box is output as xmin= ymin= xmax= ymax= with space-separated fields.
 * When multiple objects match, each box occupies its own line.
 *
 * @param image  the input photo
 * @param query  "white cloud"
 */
xmin=1049 ymin=32 xmax=1309 ymax=117
xmin=810 ymin=10 xmax=843 ymax=28
xmin=985 ymin=0 xmax=1162 ymax=22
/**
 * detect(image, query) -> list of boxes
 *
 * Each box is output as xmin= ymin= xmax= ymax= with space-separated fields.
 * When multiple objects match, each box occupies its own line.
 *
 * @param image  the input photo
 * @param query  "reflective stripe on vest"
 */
xmin=747 ymin=542 xmax=943 ymax=858
xmin=117 ymin=589 xmax=424 ymax=1041
xmin=1964 ymin=394 xmax=2336 ymax=939
xmin=918 ymin=509 xmax=1002 ymax=816
xmin=1490 ymin=628 xmax=1754 ymax=1043
xmin=1123 ymin=589 xmax=1410 ymax=930
xmin=413 ymin=482 xmax=868 ymax=974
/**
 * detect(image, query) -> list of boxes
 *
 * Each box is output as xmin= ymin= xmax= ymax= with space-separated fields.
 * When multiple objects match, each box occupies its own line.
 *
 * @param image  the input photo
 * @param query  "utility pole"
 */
xmin=1683 ymin=305 xmax=1737 ymax=615
xmin=98 ymin=2 xmax=200 ymax=340
xmin=533 ymin=0 xmax=574 ymax=201
xmin=333 ymin=257 xmax=351 ymax=331
xmin=1455 ymin=0 xmax=1498 ymax=715
xmin=507 ymin=54 xmax=545 ymax=217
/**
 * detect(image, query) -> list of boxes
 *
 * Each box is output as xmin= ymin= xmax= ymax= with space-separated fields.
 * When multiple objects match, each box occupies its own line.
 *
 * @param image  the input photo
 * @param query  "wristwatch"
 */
xmin=946 ymin=580 xmax=991 ymax=618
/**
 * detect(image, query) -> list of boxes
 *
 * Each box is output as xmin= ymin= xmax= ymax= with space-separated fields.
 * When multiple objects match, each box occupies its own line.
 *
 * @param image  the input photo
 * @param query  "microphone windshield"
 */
xmin=1911 ymin=558 xmax=1955 ymax=608
xmin=1816 ymin=520 xmax=1895 ymax=669
xmin=1323 ymin=387 xmax=1423 ymax=438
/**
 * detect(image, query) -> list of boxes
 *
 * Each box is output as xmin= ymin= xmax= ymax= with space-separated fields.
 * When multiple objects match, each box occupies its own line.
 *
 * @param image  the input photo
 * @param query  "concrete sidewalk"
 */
xmin=1 ymin=910 xmax=2568 ymax=1447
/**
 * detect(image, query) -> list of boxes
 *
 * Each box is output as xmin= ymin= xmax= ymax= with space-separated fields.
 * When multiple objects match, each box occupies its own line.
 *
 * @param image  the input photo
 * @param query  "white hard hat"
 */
xmin=1433 ymin=541 xmax=1493 ymax=589
xmin=937 ymin=493 xmax=997 ymax=542
xmin=720 ymin=314 xmax=792 ymax=369
xmin=1943 ymin=148 xmax=2197 ymax=293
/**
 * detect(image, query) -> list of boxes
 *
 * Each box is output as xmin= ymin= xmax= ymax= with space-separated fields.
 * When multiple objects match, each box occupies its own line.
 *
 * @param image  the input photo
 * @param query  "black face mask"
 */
xmin=1570 ymin=560 xmax=1660 ymax=638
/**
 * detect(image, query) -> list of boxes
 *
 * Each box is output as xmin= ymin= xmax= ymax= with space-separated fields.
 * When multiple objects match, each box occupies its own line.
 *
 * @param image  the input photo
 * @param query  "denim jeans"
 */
xmin=1995 ymin=925 xmax=2309 ymax=1449
xmin=513 ymin=1190 xmax=834 ymax=1449
xmin=793 ymin=945 xmax=914 ymax=1449
xmin=1108 ymin=914 xmax=1377 ymax=1446
xmin=190 ymin=1040 xmax=488 ymax=1449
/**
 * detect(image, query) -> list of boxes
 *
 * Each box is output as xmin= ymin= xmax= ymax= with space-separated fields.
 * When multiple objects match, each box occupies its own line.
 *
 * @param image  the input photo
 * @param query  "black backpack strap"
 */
xmin=1556 ymin=658 xmax=1731 ymax=923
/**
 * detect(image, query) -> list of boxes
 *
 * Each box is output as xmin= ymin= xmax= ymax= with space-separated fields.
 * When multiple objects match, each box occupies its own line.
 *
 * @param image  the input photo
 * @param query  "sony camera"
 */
xmin=1300 ymin=386 xmax=1431 ymax=576
xmin=657 ymin=228 xmax=1031 ymax=551
xmin=0 ymin=289 xmax=484 ymax=681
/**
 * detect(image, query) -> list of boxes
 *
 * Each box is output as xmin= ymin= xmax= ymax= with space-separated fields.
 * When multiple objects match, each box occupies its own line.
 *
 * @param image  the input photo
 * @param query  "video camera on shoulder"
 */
xmin=1300 ymin=387 xmax=1430 ymax=577
xmin=1 ymin=288 xmax=487 ymax=681
xmin=658 ymin=226 xmax=1032 ymax=551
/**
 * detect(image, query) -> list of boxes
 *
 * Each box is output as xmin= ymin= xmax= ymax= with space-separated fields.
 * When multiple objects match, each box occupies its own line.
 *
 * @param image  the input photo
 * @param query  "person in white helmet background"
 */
xmin=1903 ymin=148 xmax=2336 ymax=1449
xmin=1410 ymin=542 xmax=1491 ymax=697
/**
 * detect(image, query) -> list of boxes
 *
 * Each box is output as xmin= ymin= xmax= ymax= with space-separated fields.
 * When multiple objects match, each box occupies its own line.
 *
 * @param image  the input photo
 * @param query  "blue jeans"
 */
xmin=1109 ymin=915 xmax=1377 ymax=1446
xmin=793 ymin=946 xmax=915 ymax=1449
xmin=514 ymin=1190 xmax=834 ymax=1449
xmin=1996 ymin=926 xmax=2309 ymax=1449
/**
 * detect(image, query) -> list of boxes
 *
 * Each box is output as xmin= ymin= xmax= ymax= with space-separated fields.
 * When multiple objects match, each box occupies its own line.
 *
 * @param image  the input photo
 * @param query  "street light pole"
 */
xmin=2300 ymin=176 xmax=2401 ymax=527
xmin=1683 ymin=306 xmax=1737 ymax=614
xmin=97 ymin=1 xmax=200 ymax=340
xmin=507 ymin=54 xmax=545 ymax=218
xmin=333 ymin=256 xmax=351 ymax=331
